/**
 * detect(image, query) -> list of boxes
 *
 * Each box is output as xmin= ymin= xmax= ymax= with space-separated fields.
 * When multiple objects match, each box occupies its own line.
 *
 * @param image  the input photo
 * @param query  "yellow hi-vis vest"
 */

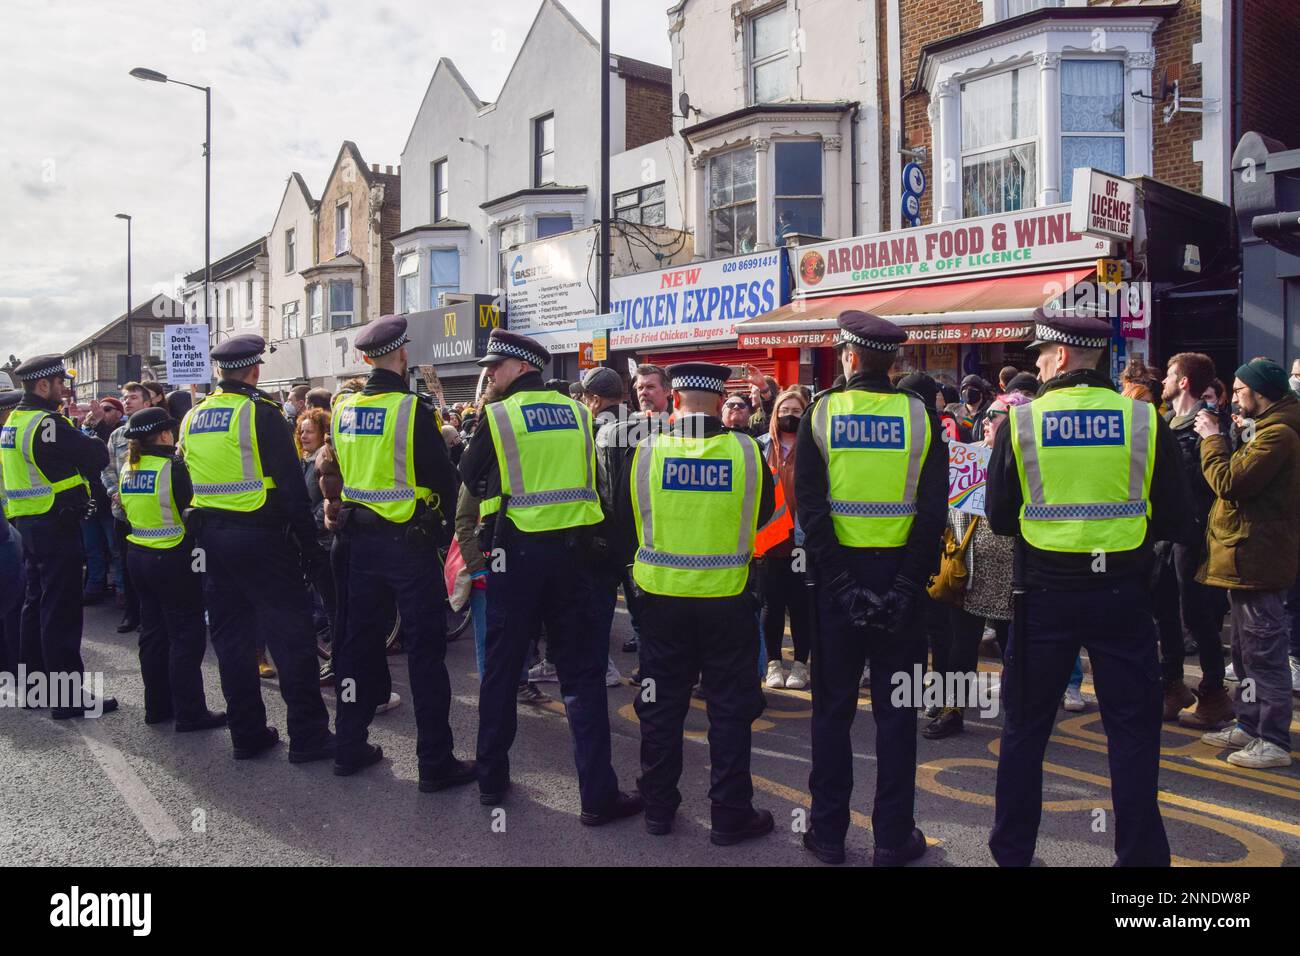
xmin=1010 ymin=385 xmax=1156 ymax=553
xmin=630 ymin=430 xmax=762 ymax=598
xmin=810 ymin=389 xmax=930 ymax=547
xmin=0 ymin=409 xmax=91 ymax=518
xmin=332 ymin=391 xmax=434 ymax=523
xmin=178 ymin=390 xmax=277 ymax=512
xmin=480 ymin=391 xmax=603 ymax=533
xmin=121 ymin=454 xmax=186 ymax=549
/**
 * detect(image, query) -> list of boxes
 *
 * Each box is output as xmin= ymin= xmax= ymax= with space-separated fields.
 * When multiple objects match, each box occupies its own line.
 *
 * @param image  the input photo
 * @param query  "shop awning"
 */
xmin=737 ymin=268 xmax=1095 ymax=348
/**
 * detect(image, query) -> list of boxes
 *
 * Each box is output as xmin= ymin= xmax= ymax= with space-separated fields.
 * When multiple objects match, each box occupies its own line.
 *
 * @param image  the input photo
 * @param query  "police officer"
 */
xmin=985 ymin=311 xmax=1190 ymax=866
xmin=1 ymin=388 xmax=26 ymax=678
xmin=1 ymin=356 xmax=116 ymax=717
xmin=178 ymin=334 xmax=333 ymax=761
xmin=796 ymin=312 xmax=947 ymax=866
xmin=330 ymin=315 xmax=476 ymax=787
xmin=459 ymin=329 xmax=642 ymax=824
xmin=616 ymin=362 xmax=776 ymax=842
xmin=118 ymin=407 xmax=226 ymax=731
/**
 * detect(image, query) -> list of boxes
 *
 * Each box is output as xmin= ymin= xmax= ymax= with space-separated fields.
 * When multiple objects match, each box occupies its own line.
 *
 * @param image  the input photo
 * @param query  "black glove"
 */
xmin=874 ymin=578 xmax=920 ymax=635
xmin=825 ymin=570 xmax=884 ymax=630
xmin=299 ymin=540 xmax=328 ymax=582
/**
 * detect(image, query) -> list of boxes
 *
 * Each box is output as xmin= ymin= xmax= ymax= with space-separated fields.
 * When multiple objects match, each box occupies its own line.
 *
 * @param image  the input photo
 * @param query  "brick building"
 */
xmin=63 ymin=293 xmax=184 ymax=400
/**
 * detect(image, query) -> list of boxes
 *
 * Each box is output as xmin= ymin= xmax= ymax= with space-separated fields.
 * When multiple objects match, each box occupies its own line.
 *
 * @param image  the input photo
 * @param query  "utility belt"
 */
xmin=338 ymin=502 xmax=438 ymax=548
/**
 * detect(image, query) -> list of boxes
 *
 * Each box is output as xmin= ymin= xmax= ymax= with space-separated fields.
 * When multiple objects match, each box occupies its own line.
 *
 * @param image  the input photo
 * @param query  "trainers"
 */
xmin=605 ymin=658 xmax=623 ymax=687
xmin=786 ymin=660 xmax=810 ymax=690
xmin=256 ymin=649 xmax=277 ymax=680
xmin=1062 ymin=686 xmax=1086 ymax=712
xmin=1200 ymin=724 xmax=1257 ymax=749
xmin=1226 ymin=738 xmax=1293 ymax=769
xmin=1224 ymin=662 xmax=1238 ymax=681
xmin=859 ymin=664 xmax=871 ymax=689
xmin=621 ymin=636 xmax=639 ymax=653
xmin=764 ymin=660 xmax=786 ymax=688
xmin=1291 ymin=657 xmax=1300 ymax=694
xmin=517 ymin=682 xmax=549 ymax=705
xmin=528 ymin=660 xmax=558 ymax=683
xmin=375 ymin=692 xmax=401 ymax=715
xmin=1178 ymin=685 xmax=1235 ymax=730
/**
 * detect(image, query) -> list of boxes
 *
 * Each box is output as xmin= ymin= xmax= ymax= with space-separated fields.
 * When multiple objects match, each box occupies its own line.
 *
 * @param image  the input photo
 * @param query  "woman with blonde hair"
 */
xmin=756 ymin=387 xmax=813 ymax=689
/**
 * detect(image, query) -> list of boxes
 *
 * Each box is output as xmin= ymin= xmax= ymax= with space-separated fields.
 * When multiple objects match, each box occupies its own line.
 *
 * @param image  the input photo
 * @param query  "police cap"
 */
xmin=12 ymin=354 xmax=68 ymax=382
xmin=666 ymin=362 xmax=731 ymax=395
xmin=1027 ymin=308 xmax=1112 ymax=352
xmin=0 ymin=388 xmax=22 ymax=410
xmin=122 ymin=406 xmax=178 ymax=440
xmin=835 ymin=310 xmax=907 ymax=351
xmin=210 ymin=333 xmax=266 ymax=369
xmin=477 ymin=329 xmax=549 ymax=370
xmin=354 ymin=314 xmax=410 ymax=357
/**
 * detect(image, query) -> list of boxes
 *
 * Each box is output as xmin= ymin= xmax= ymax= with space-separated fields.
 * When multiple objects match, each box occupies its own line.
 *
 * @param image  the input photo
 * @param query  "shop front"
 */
xmin=739 ymin=203 xmax=1115 ymax=388
xmin=404 ymin=295 xmax=504 ymax=403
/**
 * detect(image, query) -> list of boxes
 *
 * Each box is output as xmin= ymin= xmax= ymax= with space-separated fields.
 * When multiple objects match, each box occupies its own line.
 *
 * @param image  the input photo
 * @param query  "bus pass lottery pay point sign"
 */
xmin=164 ymin=324 xmax=211 ymax=386
xmin=948 ymin=441 xmax=991 ymax=515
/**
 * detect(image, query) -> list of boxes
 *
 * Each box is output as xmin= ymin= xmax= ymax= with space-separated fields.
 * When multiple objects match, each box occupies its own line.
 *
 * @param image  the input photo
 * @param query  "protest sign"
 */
xmin=164 ymin=324 xmax=210 ymax=386
xmin=948 ymin=441 xmax=992 ymax=515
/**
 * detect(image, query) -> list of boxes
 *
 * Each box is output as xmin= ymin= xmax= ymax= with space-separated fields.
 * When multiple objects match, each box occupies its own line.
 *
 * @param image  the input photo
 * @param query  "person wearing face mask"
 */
xmin=756 ymin=388 xmax=812 ymax=690
xmin=946 ymin=375 xmax=992 ymax=443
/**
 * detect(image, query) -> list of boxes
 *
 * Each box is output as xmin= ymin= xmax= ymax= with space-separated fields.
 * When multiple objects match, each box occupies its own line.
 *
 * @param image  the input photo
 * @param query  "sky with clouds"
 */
xmin=0 ymin=0 xmax=671 ymax=363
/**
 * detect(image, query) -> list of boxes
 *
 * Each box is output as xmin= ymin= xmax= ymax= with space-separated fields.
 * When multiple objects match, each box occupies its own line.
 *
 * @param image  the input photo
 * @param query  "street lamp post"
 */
xmin=114 ymin=213 xmax=133 ymax=383
xmin=129 ymin=67 xmax=211 ymax=346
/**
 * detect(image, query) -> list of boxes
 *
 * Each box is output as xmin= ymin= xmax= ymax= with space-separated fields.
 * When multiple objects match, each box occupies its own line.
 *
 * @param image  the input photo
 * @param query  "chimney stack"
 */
xmin=371 ymin=163 xmax=379 ymax=173
xmin=385 ymin=165 xmax=393 ymax=175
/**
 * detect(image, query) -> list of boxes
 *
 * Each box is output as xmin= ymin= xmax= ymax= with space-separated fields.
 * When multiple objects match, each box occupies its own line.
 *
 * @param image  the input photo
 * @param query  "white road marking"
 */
xmin=78 ymin=723 xmax=182 ymax=845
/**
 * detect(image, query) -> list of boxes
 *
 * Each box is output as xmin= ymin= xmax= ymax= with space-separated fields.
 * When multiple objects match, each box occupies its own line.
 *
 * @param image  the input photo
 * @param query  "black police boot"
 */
xmin=479 ymin=781 xmax=511 ymax=805
xmin=333 ymin=742 xmax=383 ymax=776
xmin=873 ymin=827 xmax=928 ymax=867
xmin=52 ymin=696 xmax=118 ymax=720
xmin=802 ymin=828 xmax=846 ymax=865
xmin=419 ymin=758 xmax=477 ymax=792
xmin=921 ymin=707 xmax=964 ymax=740
xmin=710 ymin=808 xmax=774 ymax=846
xmin=644 ymin=811 xmax=675 ymax=836
xmin=288 ymin=732 xmax=338 ymax=765
xmin=580 ymin=790 xmax=645 ymax=827
xmin=232 ymin=726 xmax=281 ymax=760
xmin=175 ymin=710 xmax=228 ymax=733
xmin=116 ymin=613 xmax=140 ymax=634
xmin=144 ymin=709 xmax=175 ymax=726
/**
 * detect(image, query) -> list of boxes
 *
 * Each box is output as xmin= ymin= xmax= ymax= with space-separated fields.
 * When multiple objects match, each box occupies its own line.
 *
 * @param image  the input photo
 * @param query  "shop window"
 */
xmin=534 ymin=114 xmax=555 ymax=187
xmin=961 ymin=66 xmax=1038 ymax=218
xmin=1060 ymin=59 xmax=1125 ymax=201
xmin=749 ymin=4 xmax=789 ymax=104
xmin=709 ymin=147 xmax=757 ymax=257
xmin=774 ymin=141 xmax=822 ymax=244
xmin=399 ymin=253 xmax=420 ymax=313
xmin=329 ymin=280 xmax=353 ymax=330
xmin=430 ymin=250 xmax=459 ymax=306
xmin=614 ymin=183 xmax=666 ymax=226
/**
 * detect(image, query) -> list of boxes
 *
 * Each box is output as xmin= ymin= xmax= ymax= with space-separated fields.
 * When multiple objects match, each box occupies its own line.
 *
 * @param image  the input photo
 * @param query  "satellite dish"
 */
xmin=1153 ymin=67 xmax=1171 ymax=101
xmin=679 ymin=91 xmax=691 ymax=118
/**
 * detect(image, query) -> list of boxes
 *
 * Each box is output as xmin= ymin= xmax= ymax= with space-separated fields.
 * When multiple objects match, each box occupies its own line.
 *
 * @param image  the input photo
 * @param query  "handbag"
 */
xmin=927 ymin=515 xmax=979 ymax=606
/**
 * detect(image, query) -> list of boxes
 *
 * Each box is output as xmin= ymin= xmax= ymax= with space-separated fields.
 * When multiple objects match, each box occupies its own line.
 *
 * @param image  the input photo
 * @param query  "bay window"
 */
xmin=398 ymin=253 xmax=419 ymax=313
xmin=430 ymin=250 xmax=459 ymax=306
xmin=329 ymin=280 xmax=353 ymax=330
xmin=709 ymin=147 xmax=757 ymax=257
xmin=960 ymin=66 xmax=1039 ymax=218
xmin=1059 ymin=59 xmax=1126 ymax=201
xmin=774 ymin=140 xmax=822 ymax=243
xmin=309 ymin=285 xmax=323 ymax=334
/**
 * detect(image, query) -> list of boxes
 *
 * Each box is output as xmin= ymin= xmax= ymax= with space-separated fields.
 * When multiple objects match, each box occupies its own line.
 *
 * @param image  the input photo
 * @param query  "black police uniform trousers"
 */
xmin=127 ymin=539 xmax=212 ymax=723
xmin=198 ymin=516 xmax=331 ymax=752
xmin=990 ymin=581 xmax=1170 ymax=867
xmin=15 ymin=510 xmax=87 ymax=683
xmin=633 ymin=587 xmax=764 ymax=829
xmin=809 ymin=552 xmax=927 ymax=852
xmin=476 ymin=529 xmax=618 ymax=812
xmin=334 ymin=514 xmax=455 ymax=773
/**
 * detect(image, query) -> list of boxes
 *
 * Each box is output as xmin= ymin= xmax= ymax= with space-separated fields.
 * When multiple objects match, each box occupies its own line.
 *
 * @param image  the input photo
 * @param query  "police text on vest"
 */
xmin=1040 ymin=410 xmax=1125 ymax=446
xmin=521 ymin=404 xmax=577 ymax=432
xmin=830 ymin=414 xmax=905 ymax=450
xmin=337 ymin=407 xmax=388 ymax=436
xmin=187 ymin=408 xmax=234 ymax=434
xmin=662 ymin=457 xmax=732 ymax=491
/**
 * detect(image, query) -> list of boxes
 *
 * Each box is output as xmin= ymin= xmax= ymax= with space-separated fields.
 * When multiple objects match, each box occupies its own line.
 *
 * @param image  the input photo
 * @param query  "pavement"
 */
xmin=2 ymin=597 xmax=1299 ymax=867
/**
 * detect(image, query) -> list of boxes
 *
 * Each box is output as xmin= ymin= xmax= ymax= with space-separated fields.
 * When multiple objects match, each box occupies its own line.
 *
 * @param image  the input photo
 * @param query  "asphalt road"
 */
xmin=2 ymin=597 xmax=1298 ymax=867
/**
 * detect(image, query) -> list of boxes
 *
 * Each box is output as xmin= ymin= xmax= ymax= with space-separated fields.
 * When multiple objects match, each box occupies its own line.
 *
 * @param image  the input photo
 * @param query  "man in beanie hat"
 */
xmin=1191 ymin=358 xmax=1300 ymax=769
